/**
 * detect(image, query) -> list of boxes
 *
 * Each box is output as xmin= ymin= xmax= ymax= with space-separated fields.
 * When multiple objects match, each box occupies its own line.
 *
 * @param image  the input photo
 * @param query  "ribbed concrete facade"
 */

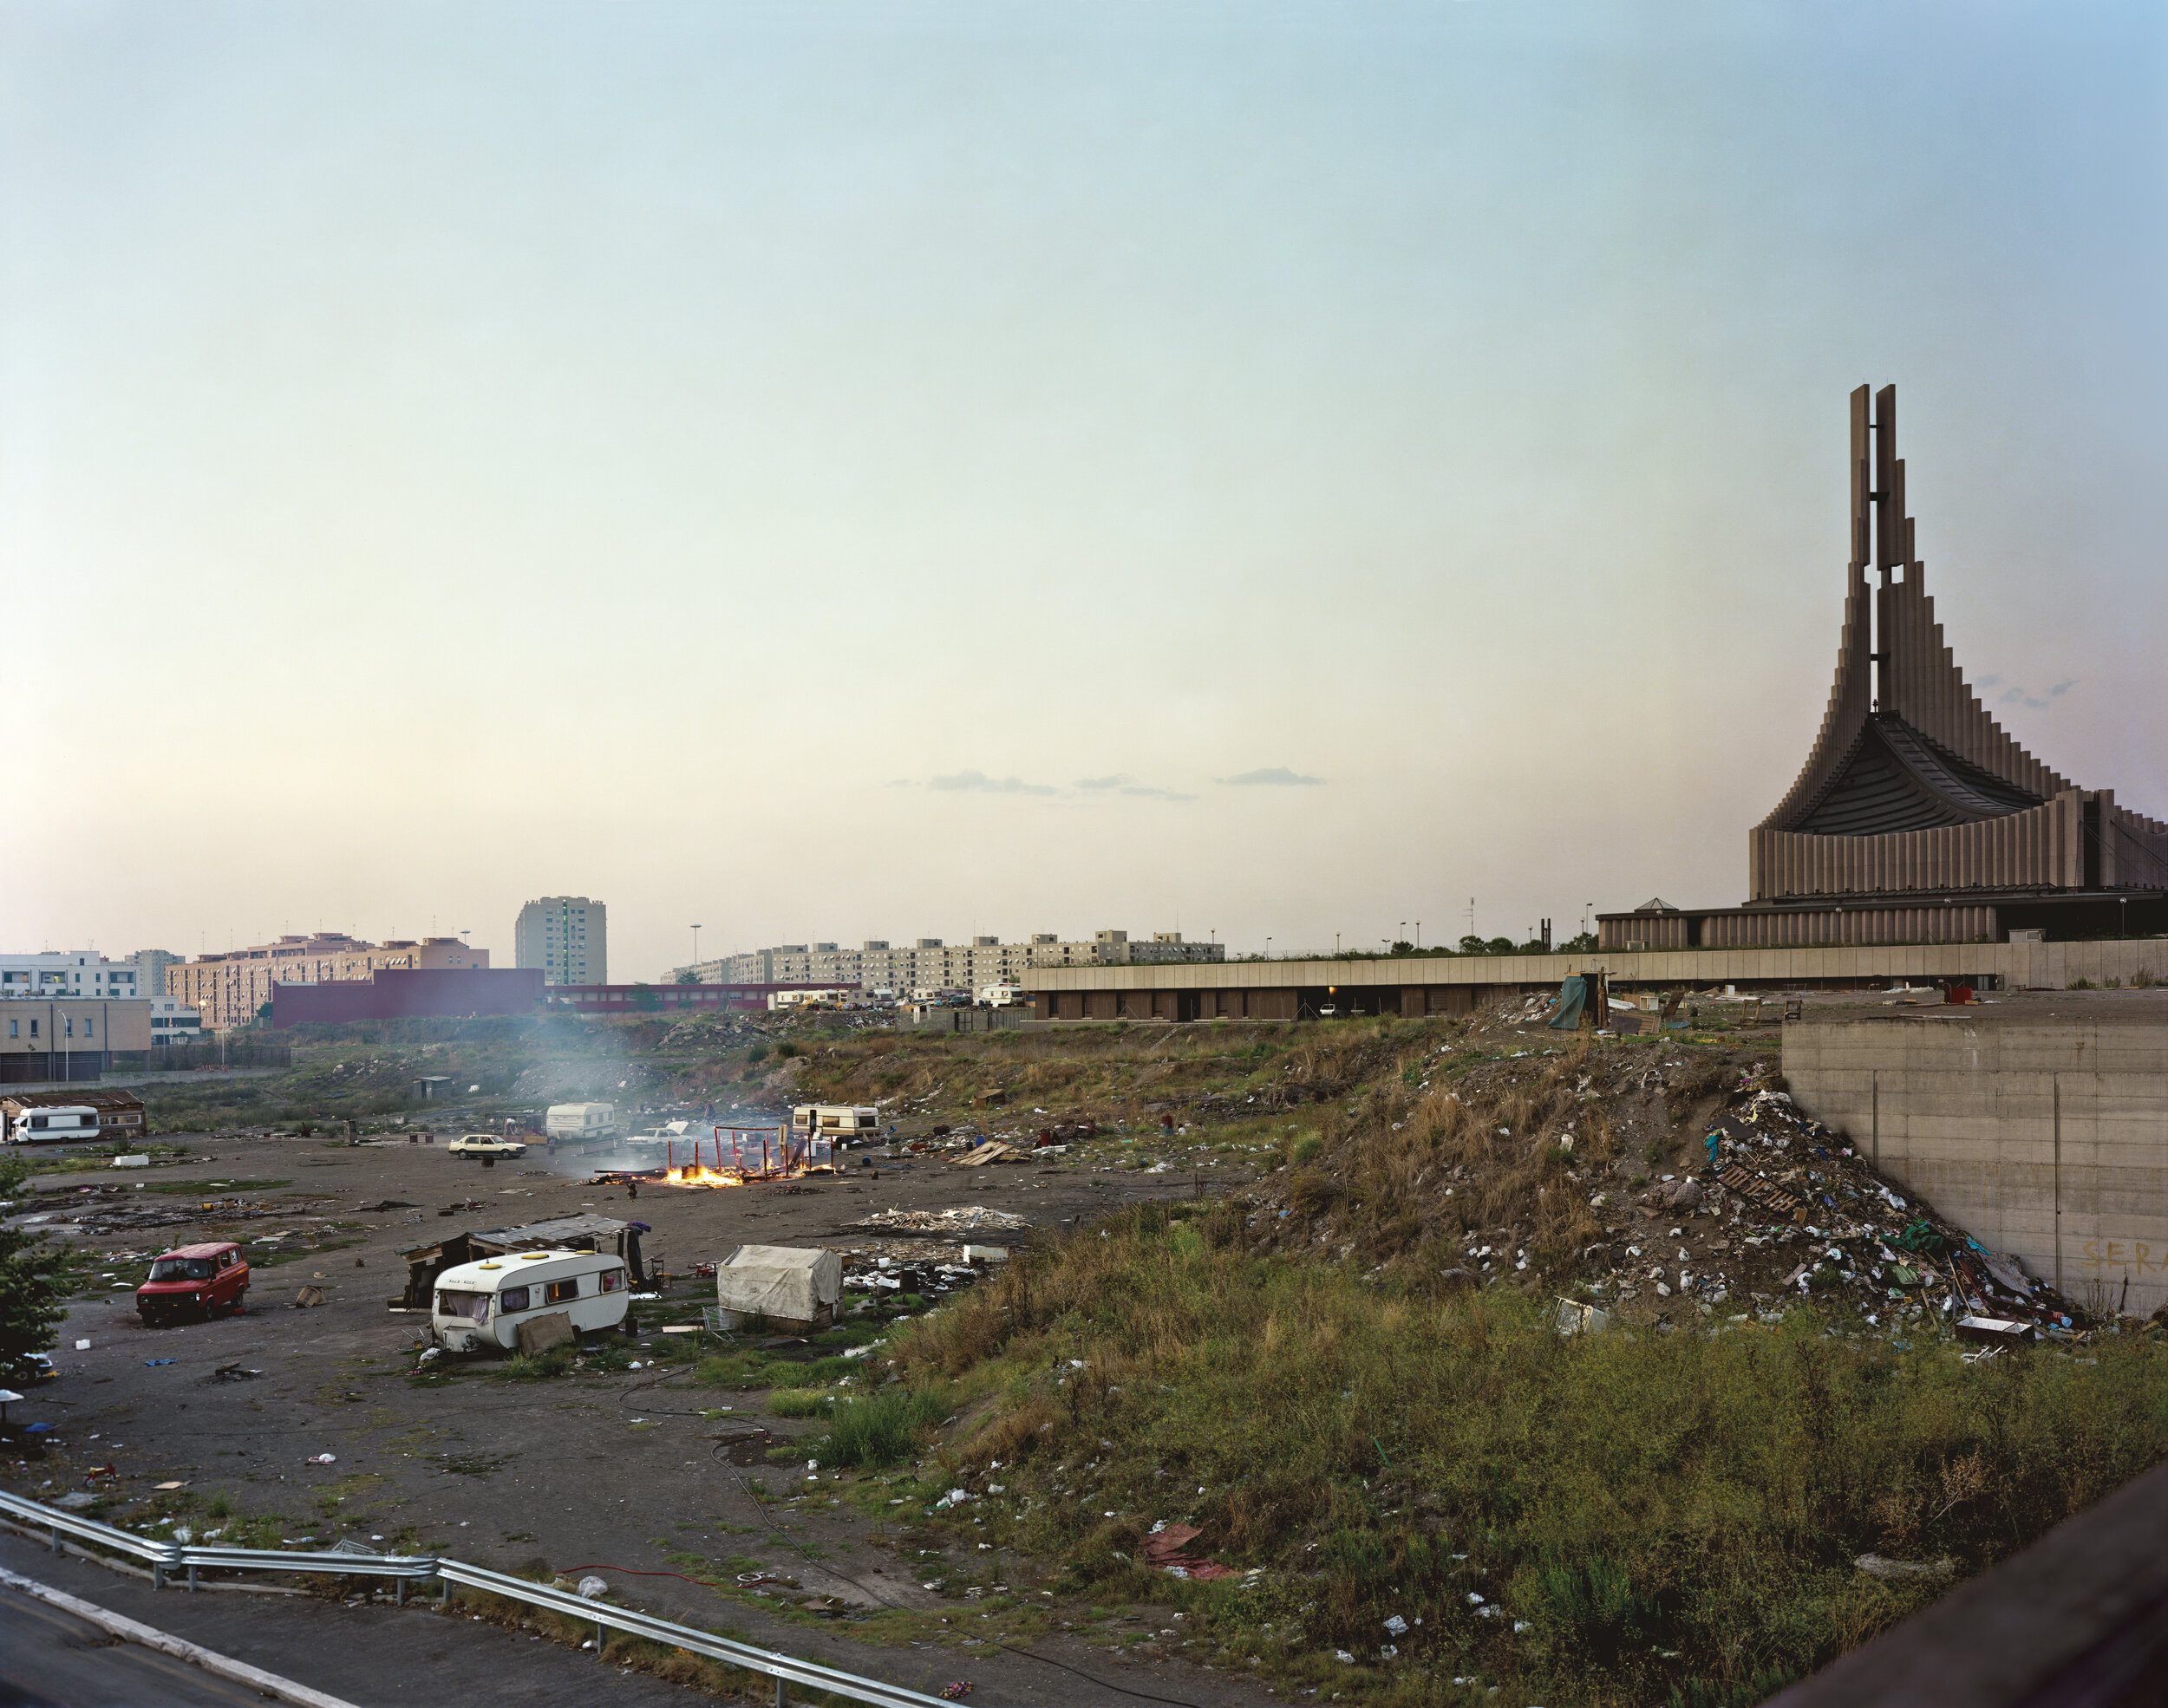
xmin=1604 ymin=386 xmax=2166 ymax=951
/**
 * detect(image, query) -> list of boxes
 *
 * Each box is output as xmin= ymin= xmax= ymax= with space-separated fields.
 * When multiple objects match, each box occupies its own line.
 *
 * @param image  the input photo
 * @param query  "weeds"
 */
xmin=888 ymin=1208 xmax=2168 ymax=1706
xmin=816 ymin=1385 xmax=954 ymax=1469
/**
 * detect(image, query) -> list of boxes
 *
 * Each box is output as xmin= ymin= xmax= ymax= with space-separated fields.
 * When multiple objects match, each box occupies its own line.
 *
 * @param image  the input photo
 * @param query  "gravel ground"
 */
xmin=4 ymin=1127 xmax=1267 ymax=1707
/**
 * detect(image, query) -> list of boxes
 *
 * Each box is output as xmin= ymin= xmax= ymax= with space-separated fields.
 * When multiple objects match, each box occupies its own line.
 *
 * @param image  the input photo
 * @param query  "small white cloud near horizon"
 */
xmin=1221 ymin=766 xmax=1325 ymax=786
xmin=929 ymin=769 xmax=1058 ymax=796
xmin=1076 ymin=773 xmax=1195 ymax=801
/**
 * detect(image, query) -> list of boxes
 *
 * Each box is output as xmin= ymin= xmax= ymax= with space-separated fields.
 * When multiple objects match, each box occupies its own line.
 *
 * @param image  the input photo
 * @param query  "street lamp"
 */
xmin=55 ymin=1005 xmax=69 ymax=1084
xmin=1265 ymin=936 xmax=1272 ymax=961
xmin=692 ymin=924 xmax=702 ymax=970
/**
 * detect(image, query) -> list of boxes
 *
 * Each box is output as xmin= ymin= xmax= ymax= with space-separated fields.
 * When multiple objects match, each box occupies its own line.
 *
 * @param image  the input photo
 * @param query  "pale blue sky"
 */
xmin=5 ymin=2 xmax=2163 ymax=977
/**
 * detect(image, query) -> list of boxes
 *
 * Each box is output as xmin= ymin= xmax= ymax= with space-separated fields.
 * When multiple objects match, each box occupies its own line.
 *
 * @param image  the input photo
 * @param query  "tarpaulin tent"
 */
xmin=1545 ymin=976 xmax=1590 ymax=1031
xmin=714 ymin=1244 xmax=843 ymax=1332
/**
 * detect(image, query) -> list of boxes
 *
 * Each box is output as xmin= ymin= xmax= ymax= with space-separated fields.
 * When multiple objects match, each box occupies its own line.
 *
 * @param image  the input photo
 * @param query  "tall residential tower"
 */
xmin=516 ymin=897 xmax=606 ymax=986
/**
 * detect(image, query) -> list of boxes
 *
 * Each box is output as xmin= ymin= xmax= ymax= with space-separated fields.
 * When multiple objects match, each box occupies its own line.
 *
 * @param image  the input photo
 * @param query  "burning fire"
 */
xmin=637 ymin=1127 xmax=840 ymax=1190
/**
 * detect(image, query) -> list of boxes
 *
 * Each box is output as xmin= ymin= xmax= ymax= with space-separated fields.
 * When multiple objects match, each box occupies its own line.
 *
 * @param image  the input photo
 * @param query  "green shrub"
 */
xmin=767 ymin=1388 xmax=836 ymax=1419
xmin=1291 ymin=1134 xmax=1324 ymax=1167
xmin=815 ymin=1385 xmax=952 ymax=1469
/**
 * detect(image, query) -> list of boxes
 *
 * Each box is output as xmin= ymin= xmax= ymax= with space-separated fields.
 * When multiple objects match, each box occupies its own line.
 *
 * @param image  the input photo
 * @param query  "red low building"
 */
xmin=539 ymin=982 xmax=836 ymax=1014
xmin=271 ymin=968 xmax=545 ymax=1027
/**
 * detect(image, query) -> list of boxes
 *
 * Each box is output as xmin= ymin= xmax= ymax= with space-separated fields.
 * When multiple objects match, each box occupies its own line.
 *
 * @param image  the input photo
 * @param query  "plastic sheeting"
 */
xmin=715 ymin=1244 xmax=842 ymax=1325
xmin=1545 ymin=976 xmax=1589 ymax=1031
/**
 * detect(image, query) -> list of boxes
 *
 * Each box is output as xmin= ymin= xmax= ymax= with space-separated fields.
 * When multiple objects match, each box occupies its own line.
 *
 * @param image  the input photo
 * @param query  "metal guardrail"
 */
xmin=1 ymin=1489 xmax=177 ymax=1574
xmin=0 ymin=1490 xmax=954 ymax=1707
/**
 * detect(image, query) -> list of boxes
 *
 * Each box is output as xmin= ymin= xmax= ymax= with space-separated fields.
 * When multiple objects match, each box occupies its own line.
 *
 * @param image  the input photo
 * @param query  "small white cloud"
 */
xmin=1976 ymin=673 xmax=2003 ymax=689
xmin=1119 ymin=785 xmax=1197 ymax=802
xmin=1221 ymin=766 xmax=1324 ymax=786
xmin=1075 ymin=774 xmax=1134 ymax=791
xmin=930 ymin=769 xmax=1057 ymax=796
xmin=2051 ymin=679 xmax=2076 ymax=696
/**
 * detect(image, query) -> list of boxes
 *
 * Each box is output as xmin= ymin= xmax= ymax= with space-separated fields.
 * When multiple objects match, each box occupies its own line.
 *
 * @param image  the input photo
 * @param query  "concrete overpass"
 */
xmin=1021 ymin=938 xmax=2168 ymax=1022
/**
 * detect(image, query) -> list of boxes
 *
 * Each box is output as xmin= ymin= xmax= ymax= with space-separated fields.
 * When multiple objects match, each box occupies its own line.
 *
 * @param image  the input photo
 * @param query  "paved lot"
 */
xmin=4 ymin=1128 xmax=1264 ymax=1707
xmin=0 ymin=1531 xmax=727 ymax=1706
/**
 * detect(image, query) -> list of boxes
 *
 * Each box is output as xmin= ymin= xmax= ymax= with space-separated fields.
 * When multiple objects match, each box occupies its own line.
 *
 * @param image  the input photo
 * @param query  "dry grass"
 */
xmin=880 ymin=1207 xmax=2168 ymax=1706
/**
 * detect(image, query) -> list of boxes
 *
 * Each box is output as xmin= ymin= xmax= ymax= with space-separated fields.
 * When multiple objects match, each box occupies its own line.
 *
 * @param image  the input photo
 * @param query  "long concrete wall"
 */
xmin=1784 ymin=1018 xmax=2168 ymax=1318
xmin=1023 ymin=938 xmax=2168 ymax=997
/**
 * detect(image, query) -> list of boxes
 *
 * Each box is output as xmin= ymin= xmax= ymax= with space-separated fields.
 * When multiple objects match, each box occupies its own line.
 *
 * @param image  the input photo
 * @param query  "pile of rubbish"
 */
xmin=1669 ymin=1088 xmax=2086 ymax=1337
xmin=20 ymin=1196 xmax=283 ymax=1237
xmin=850 ymin=1207 xmax=1028 ymax=1235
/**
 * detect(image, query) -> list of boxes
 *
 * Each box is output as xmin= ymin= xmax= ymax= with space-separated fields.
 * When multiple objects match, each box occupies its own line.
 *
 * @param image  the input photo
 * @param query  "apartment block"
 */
xmin=515 ymin=896 xmax=607 ymax=987
xmin=674 ymin=930 xmax=1223 ymax=994
xmin=167 ymin=933 xmax=487 ymax=1030
xmin=0 ymin=952 xmax=142 ymax=1002
xmin=127 ymin=949 xmax=184 ymax=997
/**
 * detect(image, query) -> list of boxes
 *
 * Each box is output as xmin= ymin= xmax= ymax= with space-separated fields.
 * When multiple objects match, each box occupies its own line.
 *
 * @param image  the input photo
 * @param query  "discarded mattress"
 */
xmin=715 ymin=1244 xmax=843 ymax=1330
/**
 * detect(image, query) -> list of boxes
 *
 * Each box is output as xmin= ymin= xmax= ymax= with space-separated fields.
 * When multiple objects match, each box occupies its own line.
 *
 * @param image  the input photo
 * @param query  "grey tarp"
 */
xmin=715 ymin=1245 xmax=842 ymax=1325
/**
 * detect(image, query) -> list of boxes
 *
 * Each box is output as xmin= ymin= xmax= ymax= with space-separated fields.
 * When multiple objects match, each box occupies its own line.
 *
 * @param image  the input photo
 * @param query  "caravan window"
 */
xmin=598 ymin=1268 xmax=625 ymax=1292
xmin=544 ymin=1277 xmax=581 ymax=1304
xmin=436 ymin=1289 xmax=491 ymax=1323
xmin=499 ymin=1286 xmax=531 ymax=1314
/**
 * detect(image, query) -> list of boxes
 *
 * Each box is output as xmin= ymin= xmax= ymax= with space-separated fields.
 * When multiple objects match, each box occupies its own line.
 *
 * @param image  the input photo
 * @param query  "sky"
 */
xmin=4 ymin=1 xmax=2164 ymax=981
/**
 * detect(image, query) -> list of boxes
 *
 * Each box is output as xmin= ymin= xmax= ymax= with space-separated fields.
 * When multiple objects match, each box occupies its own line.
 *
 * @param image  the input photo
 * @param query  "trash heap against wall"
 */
xmin=1670 ymin=1089 xmax=2086 ymax=1339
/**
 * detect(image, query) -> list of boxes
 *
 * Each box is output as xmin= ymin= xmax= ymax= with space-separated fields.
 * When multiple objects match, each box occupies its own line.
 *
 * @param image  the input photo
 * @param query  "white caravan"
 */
xmin=430 ymin=1248 xmax=630 ymax=1352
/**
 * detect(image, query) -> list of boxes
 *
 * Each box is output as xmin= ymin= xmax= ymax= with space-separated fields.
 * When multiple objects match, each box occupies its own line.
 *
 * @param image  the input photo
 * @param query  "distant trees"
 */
xmin=675 ymin=971 xmax=702 ymax=985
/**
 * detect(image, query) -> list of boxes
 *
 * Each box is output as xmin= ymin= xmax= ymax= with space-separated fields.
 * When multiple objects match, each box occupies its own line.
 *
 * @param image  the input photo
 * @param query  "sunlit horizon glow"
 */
xmin=6 ymin=3 xmax=2163 ymax=980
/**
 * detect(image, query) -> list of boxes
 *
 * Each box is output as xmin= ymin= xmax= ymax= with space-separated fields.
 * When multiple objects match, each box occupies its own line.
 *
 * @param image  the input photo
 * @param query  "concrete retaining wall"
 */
xmin=1785 ymin=1017 xmax=2168 ymax=1317
xmin=1024 ymin=938 xmax=2168 ymax=998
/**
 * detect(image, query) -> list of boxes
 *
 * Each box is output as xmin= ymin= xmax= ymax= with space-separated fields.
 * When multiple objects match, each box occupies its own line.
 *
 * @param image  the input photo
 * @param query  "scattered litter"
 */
xmin=1856 ymin=1554 xmax=1955 ymax=1580
xmin=852 ymin=1207 xmax=1028 ymax=1234
xmin=578 ymin=1575 xmax=611 ymax=1600
xmin=153 ymin=1481 xmax=186 ymax=1491
xmin=307 ymin=1453 xmax=336 ymax=1464
xmin=142 ymin=1359 xmax=176 ymax=1367
xmin=212 ymin=1363 xmax=264 ymax=1381
xmin=1956 ymin=1316 xmax=2035 ymax=1348
xmin=291 ymin=1288 xmax=327 ymax=1309
xmin=1554 ymin=1299 xmax=1610 ymax=1337
xmin=1139 ymin=1522 xmax=1236 ymax=1580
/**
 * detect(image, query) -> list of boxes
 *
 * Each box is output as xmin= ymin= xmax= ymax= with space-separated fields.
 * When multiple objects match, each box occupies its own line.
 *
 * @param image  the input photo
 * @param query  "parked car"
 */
xmin=447 ymin=1134 xmax=528 ymax=1160
xmin=137 ymin=1242 xmax=249 ymax=1326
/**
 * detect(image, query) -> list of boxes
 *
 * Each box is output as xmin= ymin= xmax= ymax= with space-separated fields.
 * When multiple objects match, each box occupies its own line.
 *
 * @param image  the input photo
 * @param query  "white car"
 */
xmin=447 ymin=1135 xmax=528 ymax=1160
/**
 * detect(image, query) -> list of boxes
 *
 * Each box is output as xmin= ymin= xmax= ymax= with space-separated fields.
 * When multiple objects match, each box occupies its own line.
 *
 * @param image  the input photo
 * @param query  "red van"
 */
xmin=137 ymin=1242 xmax=250 ymax=1326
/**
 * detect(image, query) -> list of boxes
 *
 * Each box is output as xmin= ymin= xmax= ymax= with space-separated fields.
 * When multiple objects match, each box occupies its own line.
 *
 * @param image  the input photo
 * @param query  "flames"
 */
xmin=644 ymin=1127 xmax=839 ymax=1189
xmin=662 ymin=1163 xmax=751 ymax=1189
